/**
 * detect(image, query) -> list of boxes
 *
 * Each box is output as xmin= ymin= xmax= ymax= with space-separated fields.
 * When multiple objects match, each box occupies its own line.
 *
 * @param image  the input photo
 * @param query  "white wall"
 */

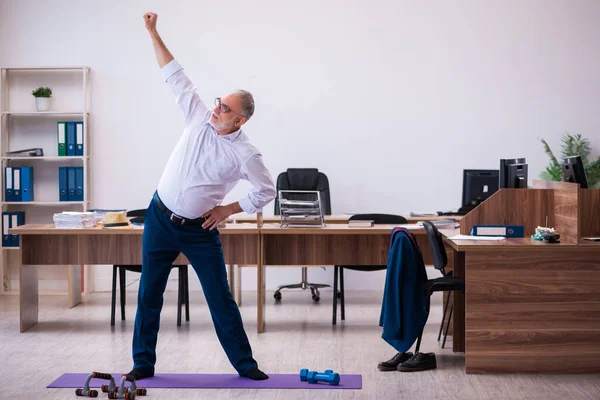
xmin=1 ymin=0 xmax=599 ymax=293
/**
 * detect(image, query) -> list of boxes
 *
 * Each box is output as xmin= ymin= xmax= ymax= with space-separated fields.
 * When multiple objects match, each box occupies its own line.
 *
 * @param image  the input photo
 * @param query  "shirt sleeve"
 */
xmin=162 ymin=59 xmax=209 ymax=123
xmin=238 ymin=153 xmax=277 ymax=214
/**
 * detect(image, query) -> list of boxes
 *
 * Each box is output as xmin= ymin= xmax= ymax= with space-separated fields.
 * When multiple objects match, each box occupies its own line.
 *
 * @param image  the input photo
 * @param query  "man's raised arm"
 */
xmin=144 ymin=12 xmax=174 ymax=68
xmin=143 ymin=12 xmax=208 ymax=122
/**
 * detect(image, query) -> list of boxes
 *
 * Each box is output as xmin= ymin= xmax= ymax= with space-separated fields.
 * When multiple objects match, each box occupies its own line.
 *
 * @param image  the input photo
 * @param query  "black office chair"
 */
xmin=332 ymin=213 xmax=408 ymax=325
xmin=110 ymin=209 xmax=190 ymax=327
xmin=413 ymin=221 xmax=465 ymax=352
xmin=273 ymin=168 xmax=332 ymax=302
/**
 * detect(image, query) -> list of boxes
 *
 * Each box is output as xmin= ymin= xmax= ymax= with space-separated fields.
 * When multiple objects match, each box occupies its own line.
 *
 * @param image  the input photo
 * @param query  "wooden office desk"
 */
xmin=11 ymin=222 xmax=463 ymax=353
xmin=228 ymin=217 xmax=459 ymax=307
xmin=229 ymin=214 xmax=463 ymax=224
xmin=258 ymin=224 xmax=460 ymax=346
xmin=258 ymin=224 xmax=399 ymax=333
xmin=443 ymin=233 xmax=600 ymax=373
xmin=10 ymin=224 xmax=260 ymax=333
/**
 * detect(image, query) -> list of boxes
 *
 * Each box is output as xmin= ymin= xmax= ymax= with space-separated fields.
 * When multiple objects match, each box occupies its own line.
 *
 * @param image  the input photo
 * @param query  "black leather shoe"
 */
xmin=397 ymin=352 xmax=437 ymax=372
xmin=126 ymin=367 xmax=154 ymax=380
xmin=377 ymin=352 xmax=414 ymax=371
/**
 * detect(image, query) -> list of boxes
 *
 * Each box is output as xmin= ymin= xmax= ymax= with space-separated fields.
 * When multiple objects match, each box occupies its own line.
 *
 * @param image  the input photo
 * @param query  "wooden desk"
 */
xmin=228 ymin=217 xmax=459 ymax=307
xmin=11 ymin=222 xmax=464 ymax=357
xmin=258 ymin=224 xmax=458 ymax=342
xmin=10 ymin=224 xmax=260 ymax=333
xmin=259 ymin=223 xmax=398 ymax=335
xmin=443 ymin=229 xmax=600 ymax=373
xmin=229 ymin=213 xmax=463 ymax=224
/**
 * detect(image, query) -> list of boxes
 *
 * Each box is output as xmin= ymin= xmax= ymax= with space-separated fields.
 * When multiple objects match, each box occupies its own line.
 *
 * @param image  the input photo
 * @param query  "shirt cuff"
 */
xmin=238 ymin=196 xmax=259 ymax=214
xmin=162 ymin=59 xmax=183 ymax=81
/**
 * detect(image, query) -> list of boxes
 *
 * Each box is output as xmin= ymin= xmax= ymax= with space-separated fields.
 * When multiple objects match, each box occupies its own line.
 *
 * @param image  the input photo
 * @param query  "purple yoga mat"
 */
xmin=48 ymin=373 xmax=362 ymax=390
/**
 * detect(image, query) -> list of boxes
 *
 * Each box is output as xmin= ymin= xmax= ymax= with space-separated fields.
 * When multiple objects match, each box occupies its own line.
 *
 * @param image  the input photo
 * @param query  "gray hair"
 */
xmin=235 ymin=90 xmax=255 ymax=120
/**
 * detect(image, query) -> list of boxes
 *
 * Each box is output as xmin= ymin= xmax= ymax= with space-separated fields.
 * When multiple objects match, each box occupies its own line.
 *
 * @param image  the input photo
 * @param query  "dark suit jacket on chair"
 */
xmin=379 ymin=228 xmax=428 ymax=352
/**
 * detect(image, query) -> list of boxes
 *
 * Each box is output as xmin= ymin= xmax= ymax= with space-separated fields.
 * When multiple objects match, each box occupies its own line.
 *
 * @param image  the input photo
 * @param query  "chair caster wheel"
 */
xmin=274 ymin=292 xmax=282 ymax=301
xmin=312 ymin=295 xmax=320 ymax=302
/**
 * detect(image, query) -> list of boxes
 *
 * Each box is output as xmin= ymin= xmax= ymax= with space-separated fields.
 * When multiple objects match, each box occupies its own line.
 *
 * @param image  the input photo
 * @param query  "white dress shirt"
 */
xmin=156 ymin=59 xmax=276 ymax=219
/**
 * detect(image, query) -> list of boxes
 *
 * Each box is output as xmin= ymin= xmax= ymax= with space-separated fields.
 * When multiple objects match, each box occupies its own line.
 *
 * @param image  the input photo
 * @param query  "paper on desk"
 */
xmin=449 ymin=234 xmax=505 ymax=241
xmin=53 ymin=211 xmax=97 ymax=229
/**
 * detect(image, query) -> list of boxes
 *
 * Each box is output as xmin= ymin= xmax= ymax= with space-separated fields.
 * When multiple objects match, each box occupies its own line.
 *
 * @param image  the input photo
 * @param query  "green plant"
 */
xmin=540 ymin=133 xmax=600 ymax=188
xmin=31 ymin=86 xmax=52 ymax=98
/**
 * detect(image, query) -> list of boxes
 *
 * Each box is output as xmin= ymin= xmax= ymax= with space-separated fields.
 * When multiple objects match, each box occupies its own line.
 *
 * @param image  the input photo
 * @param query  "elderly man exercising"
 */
xmin=127 ymin=11 xmax=276 ymax=381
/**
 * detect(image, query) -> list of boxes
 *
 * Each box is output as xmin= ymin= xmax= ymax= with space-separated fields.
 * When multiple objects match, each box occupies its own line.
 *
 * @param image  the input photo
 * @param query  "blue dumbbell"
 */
xmin=307 ymin=370 xmax=340 ymax=385
xmin=300 ymin=369 xmax=333 ymax=382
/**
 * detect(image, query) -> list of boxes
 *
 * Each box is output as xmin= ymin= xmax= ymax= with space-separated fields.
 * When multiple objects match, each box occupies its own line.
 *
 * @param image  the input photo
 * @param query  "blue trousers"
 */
xmin=132 ymin=195 xmax=258 ymax=375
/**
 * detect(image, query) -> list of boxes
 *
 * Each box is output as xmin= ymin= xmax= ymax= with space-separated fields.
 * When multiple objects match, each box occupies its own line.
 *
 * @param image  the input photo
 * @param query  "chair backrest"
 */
xmin=349 ymin=213 xmax=407 ymax=224
xmin=421 ymin=221 xmax=448 ymax=274
xmin=274 ymin=168 xmax=332 ymax=215
xmin=127 ymin=209 xmax=146 ymax=224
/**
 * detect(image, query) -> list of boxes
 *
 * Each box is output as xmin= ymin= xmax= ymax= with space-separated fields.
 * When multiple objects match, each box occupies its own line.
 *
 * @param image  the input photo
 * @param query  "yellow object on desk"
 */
xmin=101 ymin=211 xmax=132 ymax=229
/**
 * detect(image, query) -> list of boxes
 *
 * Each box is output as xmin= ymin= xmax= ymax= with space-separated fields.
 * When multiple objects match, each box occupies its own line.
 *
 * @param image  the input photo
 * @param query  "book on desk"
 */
xmin=348 ymin=220 xmax=374 ymax=227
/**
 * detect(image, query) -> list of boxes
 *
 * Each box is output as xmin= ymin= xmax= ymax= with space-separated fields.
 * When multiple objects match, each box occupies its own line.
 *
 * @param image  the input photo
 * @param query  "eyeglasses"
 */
xmin=214 ymin=97 xmax=245 ymax=118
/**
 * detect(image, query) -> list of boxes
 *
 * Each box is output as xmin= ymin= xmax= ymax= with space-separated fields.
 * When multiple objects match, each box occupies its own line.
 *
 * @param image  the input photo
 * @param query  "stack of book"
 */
xmin=348 ymin=220 xmax=374 ymax=227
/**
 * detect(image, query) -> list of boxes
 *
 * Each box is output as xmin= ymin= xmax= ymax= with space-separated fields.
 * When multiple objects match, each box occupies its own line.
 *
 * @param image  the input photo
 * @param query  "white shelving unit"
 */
xmin=0 ymin=66 xmax=92 ymax=295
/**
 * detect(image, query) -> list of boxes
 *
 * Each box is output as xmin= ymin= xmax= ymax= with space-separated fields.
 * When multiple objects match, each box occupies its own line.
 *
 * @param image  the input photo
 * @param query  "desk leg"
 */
xmin=20 ymin=254 xmax=38 ymax=332
xmin=235 ymin=265 xmax=242 ymax=306
xmin=452 ymin=251 xmax=465 ymax=352
xmin=84 ymin=264 xmax=93 ymax=294
xmin=68 ymin=265 xmax=82 ymax=308
xmin=257 ymin=237 xmax=265 ymax=333
xmin=227 ymin=264 xmax=235 ymax=297
xmin=2 ymin=251 xmax=11 ymax=292
xmin=228 ymin=264 xmax=242 ymax=307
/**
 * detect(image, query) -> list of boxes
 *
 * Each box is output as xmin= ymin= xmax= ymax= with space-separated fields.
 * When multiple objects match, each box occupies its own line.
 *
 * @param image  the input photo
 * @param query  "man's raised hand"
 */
xmin=143 ymin=12 xmax=157 ymax=32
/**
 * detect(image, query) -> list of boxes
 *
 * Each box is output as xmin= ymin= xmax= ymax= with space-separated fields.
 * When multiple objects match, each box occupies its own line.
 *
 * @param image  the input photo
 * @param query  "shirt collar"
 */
xmin=220 ymin=127 xmax=242 ymax=142
xmin=207 ymin=121 xmax=242 ymax=142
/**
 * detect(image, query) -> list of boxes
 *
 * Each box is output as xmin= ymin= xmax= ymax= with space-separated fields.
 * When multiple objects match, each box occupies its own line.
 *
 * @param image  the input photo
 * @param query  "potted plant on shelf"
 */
xmin=540 ymin=133 xmax=600 ymax=188
xmin=31 ymin=86 xmax=52 ymax=111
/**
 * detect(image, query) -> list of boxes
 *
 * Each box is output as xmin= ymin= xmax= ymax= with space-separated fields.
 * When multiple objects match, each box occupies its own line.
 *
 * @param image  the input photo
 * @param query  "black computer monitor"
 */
xmin=500 ymin=158 xmax=527 ymax=188
xmin=563 ymin=155 xmax=588 ymax=188
xmin=461 ymin=169 xmax=500 ymax=210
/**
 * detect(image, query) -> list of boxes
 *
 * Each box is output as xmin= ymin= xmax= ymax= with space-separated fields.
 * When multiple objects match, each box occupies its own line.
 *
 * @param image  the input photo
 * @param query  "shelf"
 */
xmin=1 ymin=66 xmax=92 ymax=297
xmin=1 ymin=111 xmax=88 ymax=116
xmin=1 ymin=67 xmax=88 ymax=71
xmin=2 ymin=156 xmax=87 ymax=161
xmin=2 ymin=201 xmax=88 ymax=206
